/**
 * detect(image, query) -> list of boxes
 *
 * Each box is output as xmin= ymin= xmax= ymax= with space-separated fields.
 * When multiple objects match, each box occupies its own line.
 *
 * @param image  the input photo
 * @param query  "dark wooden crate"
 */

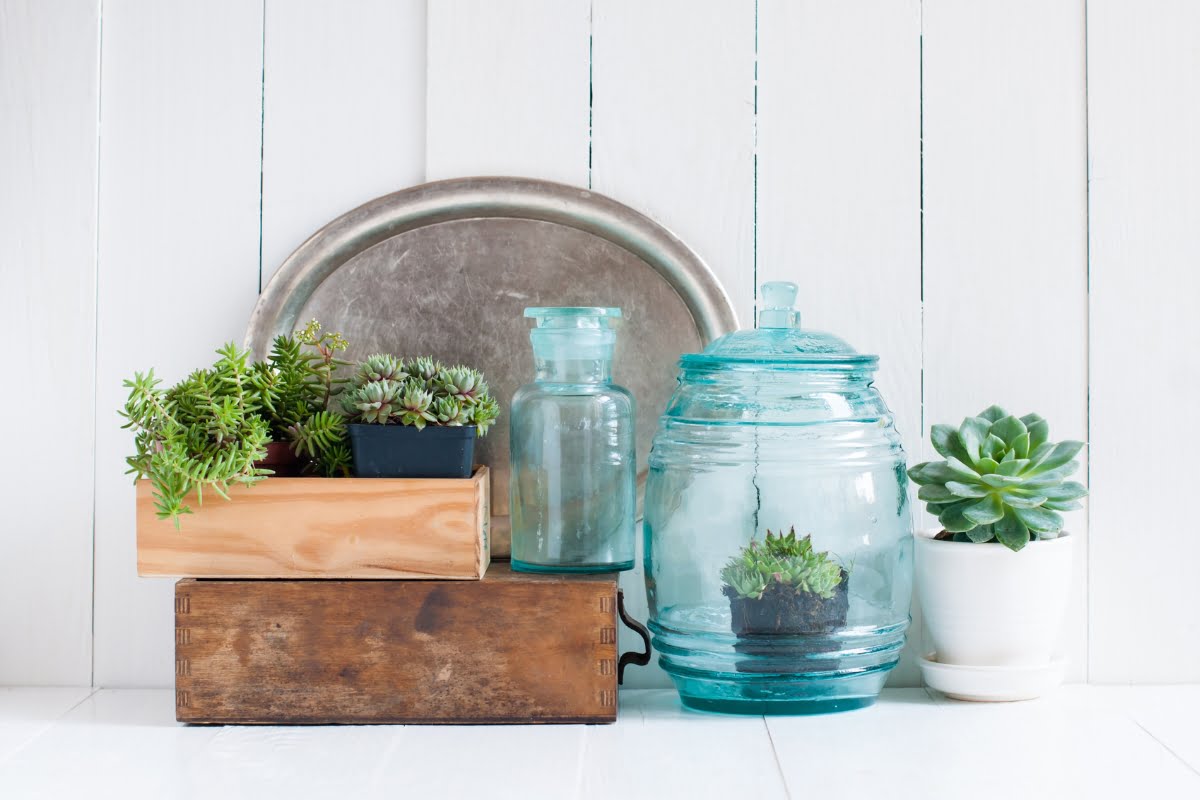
xmin=174 ymin=565 xmax=630 ymax=724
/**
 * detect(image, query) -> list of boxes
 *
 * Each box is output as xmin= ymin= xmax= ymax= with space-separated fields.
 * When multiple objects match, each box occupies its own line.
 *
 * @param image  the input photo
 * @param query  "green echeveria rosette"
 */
xmin=720 ymin=527 xmax=844 ymax=601
xmin=341 ymin=355 xmax=500 ymax=437
xmin=908 ymin=405 xmax=1088 ymax=552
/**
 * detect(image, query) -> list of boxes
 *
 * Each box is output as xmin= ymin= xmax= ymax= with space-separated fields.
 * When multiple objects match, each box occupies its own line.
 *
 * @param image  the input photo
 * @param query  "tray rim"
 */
xmin=245 ymin=175 xmax=739 ymax=355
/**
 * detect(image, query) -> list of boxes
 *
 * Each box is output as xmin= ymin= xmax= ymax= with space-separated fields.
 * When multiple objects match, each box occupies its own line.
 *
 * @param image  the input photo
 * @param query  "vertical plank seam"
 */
xmin=1082 ymin=0 xmax=1092 ymax=684
xmin=89 ymin=0 xmax=106 ymax=689
xmin=752 ymin=0 xmax=759 ymax=319
xmin=256 ymin=0 xmax=267 ymax=292
xmin=916 ymin=0 xmax=926 ymax=665
xmin=587 ymin=0 xmax=594 ymax=189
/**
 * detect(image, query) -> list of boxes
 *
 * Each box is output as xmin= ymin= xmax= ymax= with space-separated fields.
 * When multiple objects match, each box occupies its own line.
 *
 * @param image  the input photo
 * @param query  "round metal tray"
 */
xmin=245 ymin=177 xmax=738 ymax=555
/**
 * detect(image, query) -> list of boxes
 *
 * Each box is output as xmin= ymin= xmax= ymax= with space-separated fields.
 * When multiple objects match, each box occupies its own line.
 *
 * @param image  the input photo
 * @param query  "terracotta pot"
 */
xmin=255 ymin=441 xmax=302 ymax=477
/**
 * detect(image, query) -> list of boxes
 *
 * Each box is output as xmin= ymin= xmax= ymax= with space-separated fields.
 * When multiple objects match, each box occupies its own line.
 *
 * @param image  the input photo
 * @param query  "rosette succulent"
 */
xmin=721 ymin=527 xmax=844 ymax=601
xmin=908 ymin=405 xmax=1087 ymax=552
xmin=342 ymin=353 xmax=499 ymax=435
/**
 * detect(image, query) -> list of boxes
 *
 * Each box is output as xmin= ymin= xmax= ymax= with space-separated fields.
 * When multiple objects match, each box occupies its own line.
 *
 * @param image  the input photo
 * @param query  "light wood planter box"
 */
xmin=137 ymin=467 xmax=490 ymax=580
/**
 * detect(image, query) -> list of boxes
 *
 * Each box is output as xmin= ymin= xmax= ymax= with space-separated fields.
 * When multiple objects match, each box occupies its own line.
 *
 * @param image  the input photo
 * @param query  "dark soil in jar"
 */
xmin=723 ymin=571 xmax=850 ymax=674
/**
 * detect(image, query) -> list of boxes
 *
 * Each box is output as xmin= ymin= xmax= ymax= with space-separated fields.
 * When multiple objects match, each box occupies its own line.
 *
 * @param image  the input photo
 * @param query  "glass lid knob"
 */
xmin=758 ymin=281 xmax=801 ymax=329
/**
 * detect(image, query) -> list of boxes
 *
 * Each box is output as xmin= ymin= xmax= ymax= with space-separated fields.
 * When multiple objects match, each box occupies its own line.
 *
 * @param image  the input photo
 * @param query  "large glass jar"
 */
xmin=644 ymin=282 xmax=912 ymax=714
xmin=510 ymin=307 xmax=636 ymax=573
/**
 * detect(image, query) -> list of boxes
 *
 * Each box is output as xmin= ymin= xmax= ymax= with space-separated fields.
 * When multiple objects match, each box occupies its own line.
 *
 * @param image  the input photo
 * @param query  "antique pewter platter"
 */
xmin=245 ymin=177 xmax=738 ymax=556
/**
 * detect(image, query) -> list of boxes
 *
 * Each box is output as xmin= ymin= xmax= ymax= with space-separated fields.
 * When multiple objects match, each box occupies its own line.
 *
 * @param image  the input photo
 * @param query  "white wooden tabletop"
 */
xmin=1 ymin=686 xmax=1197 ymax=799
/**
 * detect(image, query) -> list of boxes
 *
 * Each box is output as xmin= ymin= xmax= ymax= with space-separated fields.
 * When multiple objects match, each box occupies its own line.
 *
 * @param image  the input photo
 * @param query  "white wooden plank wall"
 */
xmin=0 ymin=0 xmax=99 ymax=685
xmin=261 ymin=0 xmax=427 ymax=286
xmin=3 ymin=0 xmax=1197 ymax=689
xmin=922 ymin=0 xmax=1089 ymax=679
xmin=91 ymin=0 xmax=266 ymax=687
xmin=1087 ymin=0 xmax=1200 ymax=683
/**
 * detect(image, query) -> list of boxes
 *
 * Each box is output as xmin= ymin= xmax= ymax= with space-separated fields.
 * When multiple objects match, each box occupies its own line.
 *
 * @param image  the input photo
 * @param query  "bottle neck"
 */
xmin=534 ymin=355 xmax=613 ymax=384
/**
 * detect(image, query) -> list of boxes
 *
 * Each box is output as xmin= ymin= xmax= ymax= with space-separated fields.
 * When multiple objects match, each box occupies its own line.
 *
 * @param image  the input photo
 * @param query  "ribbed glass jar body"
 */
xmin=510 ymin=307 xmax=636 ymax=573
xmin=644 ymin=358 xmax=912 ymax=714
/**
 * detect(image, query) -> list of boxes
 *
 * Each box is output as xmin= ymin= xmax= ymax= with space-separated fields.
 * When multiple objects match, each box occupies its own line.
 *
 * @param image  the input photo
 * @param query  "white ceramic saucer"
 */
xmin=918 ymin=653 xmax=1068 ymax=702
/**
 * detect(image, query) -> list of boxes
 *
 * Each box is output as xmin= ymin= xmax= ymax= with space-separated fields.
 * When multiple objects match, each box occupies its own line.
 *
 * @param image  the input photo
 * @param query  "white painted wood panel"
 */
xmin=756 ymin=0 xmax=922 ymax=687
xmin=0 ymin=0 xmax=100 ymax=686
xmin=590 ymin=0 xmax=756 ymax=690
xmin=922 ymin=0 xmax=1089 ymax=680
xmin=1087 ymin=0 xmax=1200 ymax=682
xmin=260 ymin=0 xmax=427 ymax=286
xmin=92 ymin=0 xmax=265 ymax=687
xmin=426 ymin=0 xmax=590 ymax=186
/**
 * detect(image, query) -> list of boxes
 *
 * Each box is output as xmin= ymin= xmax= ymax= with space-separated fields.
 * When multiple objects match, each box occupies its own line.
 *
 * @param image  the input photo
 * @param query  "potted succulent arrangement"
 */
xmin=121 ymin=320 xmax=351 ymax=526
xmin=341 ymin=354 xmax=500 ymax=478
xmin=908 ymin=405 xmax=1087 ymax=701
xmin=122 ymin=323 xmax=491 ymax=580
xmin=720 ymin=528 xmax=849 ymax=673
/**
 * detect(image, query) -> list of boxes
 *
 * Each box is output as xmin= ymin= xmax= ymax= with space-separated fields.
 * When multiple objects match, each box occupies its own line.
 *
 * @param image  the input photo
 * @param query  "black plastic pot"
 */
xmin=347 ymin=423 xmax=477 ymax=478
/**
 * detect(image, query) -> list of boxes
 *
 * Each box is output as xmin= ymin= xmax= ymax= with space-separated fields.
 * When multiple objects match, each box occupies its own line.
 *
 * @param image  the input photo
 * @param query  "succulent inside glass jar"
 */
xmin=643 ymin=281 xmax=913 ymax=714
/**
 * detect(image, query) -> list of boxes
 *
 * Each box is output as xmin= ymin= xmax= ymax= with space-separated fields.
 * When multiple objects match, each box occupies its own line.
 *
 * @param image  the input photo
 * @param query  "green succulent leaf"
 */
xmin=1043 ymin=499 xmax=1083 ymax=512
xmin=1002 ymin=493 xmax=1047 ymax=509
xmin=918 ymin=484 xmax=957 ymax=503
xmin=1021 ymin=462 xmax=1080 ymax=488
xmin=979 ymin=405 xmax=1009 ymax=423
xmin=965 ymin=526 xmax=994 ymax=543
xmin=931 ymin=424 xmax=971 ymax=462
xmin=976 ymin=458 xmax=1001 ymax=475
xmin=1041 ymin=481 xmax=1088 ymax=502
xmin=963 ymin=493 xmax=1005 ymax=526
xmin=1022 ymin=414 xmax=1050 ymax=450
xmin=996 ymin=458 xmax=1030 ymax=476
xmin=958 ymin=417 xmax=991 ymax=463
xmin=1011 ymin=431 xmax=1031 ymax=459
xmin=945 ymin=480 xmax=988 ymax=498
xmin=990 ymin=415 xmax=1028 ymax=446
xmin=1012 ymin=505 xmax=1065 ymax=534
xmin=1029 ymin=440 xmax=1084 ymax=474
xmin=982 ymin=434 xmax=1007 ymax=461
xmin=981 ymin=473 xmax=1024 ymax=488
xmin=938 ymin=500 xmax=977 ymax=533
xmin=993 ymin=511 xmax=1031 ymax=552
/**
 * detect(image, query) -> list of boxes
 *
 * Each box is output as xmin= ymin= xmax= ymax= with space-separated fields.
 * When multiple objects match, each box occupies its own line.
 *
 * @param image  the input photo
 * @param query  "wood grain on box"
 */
xmin=174 ymin=565 xmax=620 ymax=724
xmin=138 ymin=467 xmax=489 ymax=579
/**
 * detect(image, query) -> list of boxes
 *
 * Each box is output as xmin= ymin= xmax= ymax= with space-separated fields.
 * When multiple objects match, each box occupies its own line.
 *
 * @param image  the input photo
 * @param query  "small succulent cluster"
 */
xmin=721 ymin=527 xmax=844 ymax=601
xmin=341 ymin=354 xmax=499 ymax=435
xmin=122 ymin=321 xmax=353 ymax=526
xmin=908 ymin=405 xmax=1087 ymax=552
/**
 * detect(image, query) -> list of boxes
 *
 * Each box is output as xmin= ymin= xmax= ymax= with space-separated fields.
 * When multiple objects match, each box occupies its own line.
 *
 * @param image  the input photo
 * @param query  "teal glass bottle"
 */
xmin=510 ymin=307 xmax=636 ymax=573
xmin=644 ymin=282 xmax=913 ymax=714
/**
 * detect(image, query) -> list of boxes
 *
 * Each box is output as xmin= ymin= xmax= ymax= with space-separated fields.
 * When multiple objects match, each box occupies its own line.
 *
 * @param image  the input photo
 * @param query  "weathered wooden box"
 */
xmin=138 ymin=467 xmax=489 ymax=580
xmin=174 ymin=565 xmax=644 ymax=724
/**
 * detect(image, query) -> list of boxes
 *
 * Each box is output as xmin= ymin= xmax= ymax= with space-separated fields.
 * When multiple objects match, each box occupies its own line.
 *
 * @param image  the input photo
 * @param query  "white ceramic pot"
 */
xmin=916 ymin=532 xmax=1074 ymax=667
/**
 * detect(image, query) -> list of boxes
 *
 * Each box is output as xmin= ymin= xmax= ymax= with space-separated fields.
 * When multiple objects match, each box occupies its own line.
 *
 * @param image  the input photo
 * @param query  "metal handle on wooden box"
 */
xmin=616 ymin=589 xmax=651 ymax=685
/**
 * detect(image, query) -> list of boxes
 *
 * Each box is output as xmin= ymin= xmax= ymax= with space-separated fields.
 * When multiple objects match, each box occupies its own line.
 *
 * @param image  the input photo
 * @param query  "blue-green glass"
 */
xmin=510 ymin=307 xmax=636 ymax=573
xmin=644 ymin=282 xmax=913 ymax=714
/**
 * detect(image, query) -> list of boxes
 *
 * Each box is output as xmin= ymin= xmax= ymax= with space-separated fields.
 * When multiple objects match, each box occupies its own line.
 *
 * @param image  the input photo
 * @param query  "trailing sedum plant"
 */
xmin=341 ymin=355 xmax=500 ymax=435
xmin=721 ymin=527 xmax=844 ymax=601
xmin=908 ymin=405 xmax=1088 ymax=552
xmin=122 ymin=321 xmax=353 ymax=527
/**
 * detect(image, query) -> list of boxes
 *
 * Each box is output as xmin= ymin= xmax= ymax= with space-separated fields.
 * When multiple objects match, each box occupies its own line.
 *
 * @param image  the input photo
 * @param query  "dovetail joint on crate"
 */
xmin=176 ymin=628 xmax=191 ymax=645
xmin=176 ymin=690 xmax=190 ymax=708
xmin=176 ymin=659 xmax=190 ymax=677
xmin=599 ymin=596 xmax=615 ymax=613
xmin=175 ymin=595 xmax=190 ymax=614
xmin=599 ymin=626 xmax=616 ymax=644
xmin=598 ymin=658 xmax=615 ymax=675
xmin=599 ymin=689 xmax=616 ymax=707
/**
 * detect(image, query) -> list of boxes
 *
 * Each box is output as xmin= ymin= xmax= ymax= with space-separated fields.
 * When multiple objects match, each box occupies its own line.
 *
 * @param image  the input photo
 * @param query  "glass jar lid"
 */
xmin=683 ymin=282 xmax=876 ymax=368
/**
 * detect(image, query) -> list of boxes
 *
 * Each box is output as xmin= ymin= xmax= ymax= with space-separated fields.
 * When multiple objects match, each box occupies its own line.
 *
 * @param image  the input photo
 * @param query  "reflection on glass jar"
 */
xmin=644 ymin=282 xmax=912 ymax=714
